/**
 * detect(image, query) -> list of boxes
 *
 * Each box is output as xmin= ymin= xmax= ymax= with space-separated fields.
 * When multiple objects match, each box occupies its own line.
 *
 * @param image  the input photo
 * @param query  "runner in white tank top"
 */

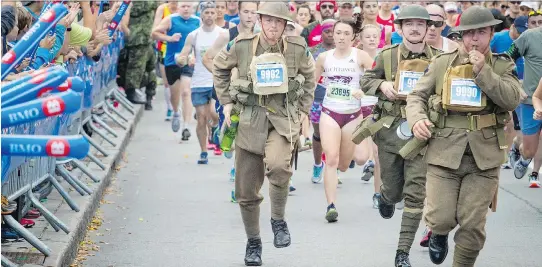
xmin=175 ymin=2 xmax=224 ymax=164
xmin=322 ymin=48 xmax=364 ymax=114
xmin=314 ymin=18 xmax=374 ymax=223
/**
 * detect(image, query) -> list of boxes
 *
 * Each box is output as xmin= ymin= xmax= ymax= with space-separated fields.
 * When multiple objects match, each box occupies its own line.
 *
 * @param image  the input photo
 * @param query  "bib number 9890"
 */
xmin=454 ymin=86 xmax=478 ymax=98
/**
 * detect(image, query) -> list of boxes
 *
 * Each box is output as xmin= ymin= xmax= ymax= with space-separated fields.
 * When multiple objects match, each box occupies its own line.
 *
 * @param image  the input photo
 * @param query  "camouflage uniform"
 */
xmin=117 ymin=1 xmax=158 ymax=106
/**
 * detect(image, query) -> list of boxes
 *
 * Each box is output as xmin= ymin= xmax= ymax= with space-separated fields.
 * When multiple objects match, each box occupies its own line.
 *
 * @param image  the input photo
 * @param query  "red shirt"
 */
xmin=377 ymin=13 xmax=395 ymax=32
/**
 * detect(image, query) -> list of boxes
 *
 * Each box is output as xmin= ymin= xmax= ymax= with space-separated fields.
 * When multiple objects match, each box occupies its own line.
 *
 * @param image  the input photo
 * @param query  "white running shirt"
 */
xmin=190 ymin=26 xmax=226 ymax=89
xmin=322 ymin=48 xmax=364 ymax=114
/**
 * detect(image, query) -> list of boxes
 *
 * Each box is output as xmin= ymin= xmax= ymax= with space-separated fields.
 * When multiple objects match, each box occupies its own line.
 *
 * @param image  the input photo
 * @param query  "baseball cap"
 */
xmin=199 ymin=1 xmax=216 ymax=13
xmin=444 ymin=2 xmax=458 ymax=13
xmin=514 ymin=15 xmax=529 ymax=34
xmin=520 ymin=2 xmax=538 ymax=10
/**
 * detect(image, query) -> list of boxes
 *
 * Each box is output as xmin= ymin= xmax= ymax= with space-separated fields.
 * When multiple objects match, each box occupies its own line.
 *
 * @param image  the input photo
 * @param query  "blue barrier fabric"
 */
xmin=1 ymin=32 xmax=125 ymax=183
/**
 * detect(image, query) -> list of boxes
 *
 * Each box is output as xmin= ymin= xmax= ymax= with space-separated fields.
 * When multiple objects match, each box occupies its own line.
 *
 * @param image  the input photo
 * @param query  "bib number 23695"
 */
xmin=256 ymin=63 xmax=284 ymax=87
xmin=449 ymin=78 xmax=482 ymax=107
xmin=328 ymin=84 xmax=351 ymax=100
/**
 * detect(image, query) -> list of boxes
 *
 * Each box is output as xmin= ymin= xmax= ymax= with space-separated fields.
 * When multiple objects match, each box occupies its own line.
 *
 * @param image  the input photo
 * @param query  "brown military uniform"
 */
xmin=359 ymin=42 xmax=442 ymax=253
xmin=213 ymin=32 xmax=315 ymax=239
xmin=406 ymin=48 xmax=521 ymax=266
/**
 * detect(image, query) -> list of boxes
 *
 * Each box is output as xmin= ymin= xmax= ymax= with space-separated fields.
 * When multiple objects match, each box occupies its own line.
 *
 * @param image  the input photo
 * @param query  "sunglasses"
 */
xmin=321 ymin=4 xmax=335 ymax=10
xmin=428 ymin=20 xmax=445 ymax=28
xmin=511 ymin=1 xmax=521 ymax=5
xmin=529 ymin=10 xmax=542 ymax=16
xmin=501 ymin=5 xmax=509 ymax=9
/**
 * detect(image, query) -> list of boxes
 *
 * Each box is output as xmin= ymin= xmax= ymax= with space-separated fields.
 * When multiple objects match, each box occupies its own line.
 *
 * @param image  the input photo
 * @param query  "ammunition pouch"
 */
xmin=286 ymin=74 xmax=305 ymax=101
xmin=399 ymin=136 xmax=430 ymax=160
xmin=351 ymin=99 xmax=405 ymax=144
xmin=377 ymin=99 xmax=407 ymax=119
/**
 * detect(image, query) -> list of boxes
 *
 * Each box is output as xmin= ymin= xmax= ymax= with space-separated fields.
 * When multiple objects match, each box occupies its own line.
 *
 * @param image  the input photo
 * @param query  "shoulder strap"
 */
xmin=383 ymin=48 xmax=393 ymax=81
xmin=435 ymin=53 xmax=458 ymax=96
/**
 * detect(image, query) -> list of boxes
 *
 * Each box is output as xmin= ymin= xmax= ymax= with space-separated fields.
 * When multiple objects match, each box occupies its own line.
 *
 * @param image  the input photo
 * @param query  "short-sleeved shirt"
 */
xmin=514 ymin=28 xmax=542 ymax=103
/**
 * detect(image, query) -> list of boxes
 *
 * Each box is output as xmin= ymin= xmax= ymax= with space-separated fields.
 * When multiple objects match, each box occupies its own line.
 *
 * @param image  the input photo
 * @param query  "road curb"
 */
xmin=45 ymin=105 xmax=144 ymax=267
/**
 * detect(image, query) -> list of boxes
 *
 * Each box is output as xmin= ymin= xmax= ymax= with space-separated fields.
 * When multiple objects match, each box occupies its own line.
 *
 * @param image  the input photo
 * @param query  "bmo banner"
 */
xmin=1 ymin=135 xmax=90 ymax=159
xmin=1 ymin=90 xmax=82 ymax=128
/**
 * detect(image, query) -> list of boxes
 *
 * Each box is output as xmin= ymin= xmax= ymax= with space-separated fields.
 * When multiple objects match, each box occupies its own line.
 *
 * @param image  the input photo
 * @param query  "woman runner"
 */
xmin=354 ymin=23 xmax=383 ymax=209
xmin=314 ymin=15 xmax=374 ymax=222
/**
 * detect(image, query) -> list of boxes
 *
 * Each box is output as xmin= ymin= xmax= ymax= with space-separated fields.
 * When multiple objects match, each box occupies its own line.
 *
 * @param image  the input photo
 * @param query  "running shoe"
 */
xmin=372 ymin=193 xmax=380 ymax=209
xmin=501 ymin=161 xmax=512 ymax=169
xmin=311 ymin=163 xmax=324 ymax=183
xmin=420 ymin=227 xmax=432 ymax=247
xmin=197 ymin=152 xmax=208 ymax=164
xmin=182 ymin=128 xmax=191 ymax=141
xmin=304 ymin=138 xmax=312 ymax=147
xmin=508 ymin=146 xmax=520 ymax=169
xmin=213 ymin=145 xmax=222 ymax=156
xmin=325 ymin=203 xmax=338 ymax=223
xmin=337 ymin=170 xmax=342 ymax=185
xmin=289 ymin=179 xmax=296 ymax=192
xmin=230 ymin=166 xmax=236 ymax=182
xmin=349 ymin=160 xmax=355 ymax=169
xmin=171 ymin=114 xmax=181 ymax=133
xmin=207 ymin=142 xmax=215 ymax=150
xmin=514 ymin=157 xmax=531 ymax=179
xmin=529 ymin=173 xmax=541 ymax=188
xmin=361 ymin=160 xmax=375 ymax=181
xmin=1 ymin=227 xmax=21 ymax=240
xmin=165 ymin=109 xmax=173 ymax=121
xmin=230 ymin=189 xmax=237 ymax=203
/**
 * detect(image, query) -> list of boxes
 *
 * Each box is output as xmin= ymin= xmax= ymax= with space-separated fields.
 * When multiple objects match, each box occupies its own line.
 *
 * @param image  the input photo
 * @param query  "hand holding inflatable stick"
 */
xmin=1 ymin=4 xmax=68 ymax=80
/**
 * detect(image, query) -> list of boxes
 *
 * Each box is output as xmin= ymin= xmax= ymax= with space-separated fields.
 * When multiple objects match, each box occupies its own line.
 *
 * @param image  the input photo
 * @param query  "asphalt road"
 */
xmin=82 ymin=86 xmax=542 ymax=267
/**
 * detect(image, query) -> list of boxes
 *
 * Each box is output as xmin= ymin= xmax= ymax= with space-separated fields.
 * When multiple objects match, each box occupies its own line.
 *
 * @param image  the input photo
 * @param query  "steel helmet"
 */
xmin=454 ymin=6 xmax=502 ymax=31
xmin=256 ymin=2 xmax=293 ymax=22
xmin=394 ymin=4 xmax=430 ymax=24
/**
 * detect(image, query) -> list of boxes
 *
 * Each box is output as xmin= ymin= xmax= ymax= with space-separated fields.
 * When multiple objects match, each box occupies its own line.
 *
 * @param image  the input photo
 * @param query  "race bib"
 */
xmin=255 ymin=63 xmax=284 ymax=87
xmin=398 ymin=71 xmax=423 ymax=95
xmin=449 ymin=78 xmax=482 ymax=107
xmin=328 ymin=83 xmax=351 ymax=100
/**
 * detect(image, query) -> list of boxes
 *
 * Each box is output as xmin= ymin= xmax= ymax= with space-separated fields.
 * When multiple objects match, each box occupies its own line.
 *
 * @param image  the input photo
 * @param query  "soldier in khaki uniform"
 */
xmin=356 ymin=5 xmax=441 ymax=267
xmin=212 ymin=2 xmax=315 ymax=266
xmin=406 ymin=6 xmax=522 ymax=266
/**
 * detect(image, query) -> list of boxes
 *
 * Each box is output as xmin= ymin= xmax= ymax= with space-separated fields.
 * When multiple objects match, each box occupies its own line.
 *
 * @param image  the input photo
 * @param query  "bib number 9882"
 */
xmin=256 ymin=63 xmax=284 ymax=87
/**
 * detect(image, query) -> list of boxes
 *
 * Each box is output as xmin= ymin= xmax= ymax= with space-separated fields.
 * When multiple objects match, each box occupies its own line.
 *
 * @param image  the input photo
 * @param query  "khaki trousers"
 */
xmin=425 ymin=154 xmax=499 ymax=266
xmin=378 ymin=148 xmax=427 ymax=252
xmin=235 ymin=128 xmax=295 ymax=239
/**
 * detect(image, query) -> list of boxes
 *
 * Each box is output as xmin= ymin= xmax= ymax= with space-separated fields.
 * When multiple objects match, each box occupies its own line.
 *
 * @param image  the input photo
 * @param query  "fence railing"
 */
xmin=1 ymin=8 xmax=137 ymax=266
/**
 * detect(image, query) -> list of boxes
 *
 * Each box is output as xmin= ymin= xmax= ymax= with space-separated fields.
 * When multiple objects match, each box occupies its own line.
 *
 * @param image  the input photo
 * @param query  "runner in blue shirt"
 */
xmin=152 ymin=2 xmax=201 ymax=138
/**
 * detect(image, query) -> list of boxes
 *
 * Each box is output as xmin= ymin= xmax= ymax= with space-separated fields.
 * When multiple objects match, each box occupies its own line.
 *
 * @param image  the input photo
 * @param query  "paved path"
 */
xmin=83 ymin=86 xmax=542 ymax=267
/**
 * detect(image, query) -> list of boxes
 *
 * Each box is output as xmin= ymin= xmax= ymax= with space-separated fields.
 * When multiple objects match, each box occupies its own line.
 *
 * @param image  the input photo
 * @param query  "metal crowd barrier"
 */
xmin=1 ymin=28 xmax=136 ymax=266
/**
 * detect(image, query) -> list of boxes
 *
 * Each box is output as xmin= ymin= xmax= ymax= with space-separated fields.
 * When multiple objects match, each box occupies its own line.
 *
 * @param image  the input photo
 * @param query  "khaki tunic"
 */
xmin=213 ymin=33 xmax=316 ymax=155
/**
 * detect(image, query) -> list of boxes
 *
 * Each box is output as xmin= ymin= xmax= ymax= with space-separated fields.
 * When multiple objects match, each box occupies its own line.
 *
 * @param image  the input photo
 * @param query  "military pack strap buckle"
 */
xmin=469 ymin=114 xmax=497 ymax=130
